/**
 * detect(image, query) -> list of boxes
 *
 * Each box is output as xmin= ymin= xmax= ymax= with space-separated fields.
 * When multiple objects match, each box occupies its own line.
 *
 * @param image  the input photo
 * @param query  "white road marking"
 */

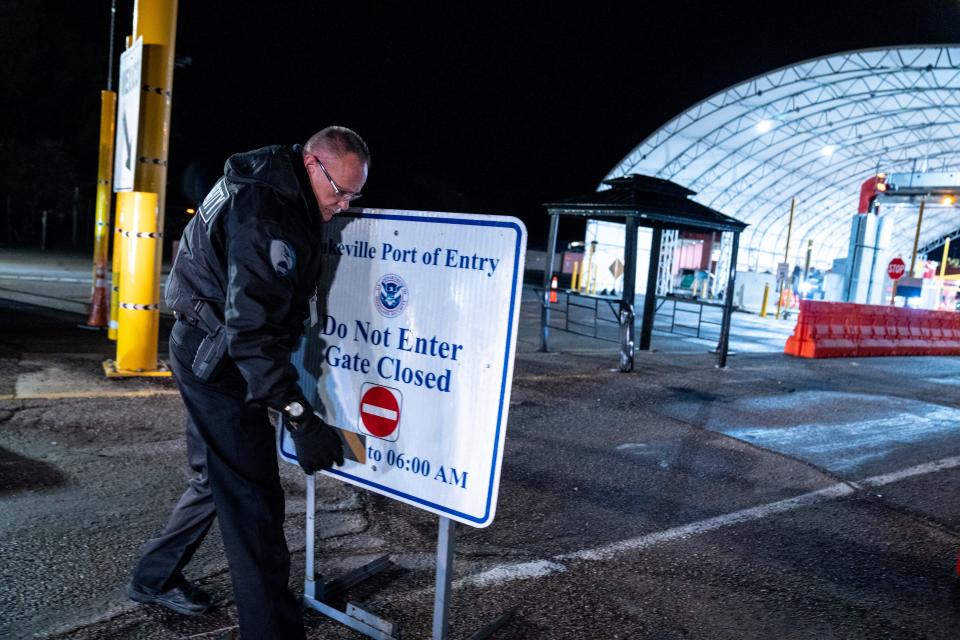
xmin=0 ymin=274 xmax=90 ymax=283
xmin=0 ymin=389 xmax=179 ymax=401
xmin=557 ymin=484 xmax=855 ymax=562
xmin=456 ymin=455 xmax=960 ymax=589
xmin=856 ymin=455 xmax=960 ymax=488
xmin=452 ymin=560 xmax=567 ymax=588
xmin=361 ymin=403 xmax=397 ymax=420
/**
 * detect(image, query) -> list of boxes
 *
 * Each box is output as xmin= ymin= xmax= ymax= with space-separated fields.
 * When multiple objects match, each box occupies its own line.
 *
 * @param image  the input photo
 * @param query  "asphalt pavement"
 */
xmin=1 ymin=249 xmax=960 ymax=639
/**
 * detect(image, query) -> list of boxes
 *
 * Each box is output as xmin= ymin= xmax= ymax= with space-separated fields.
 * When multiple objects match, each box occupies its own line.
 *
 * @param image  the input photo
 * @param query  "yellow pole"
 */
xmin=108 ymin=193 xmax=133 ymax=341
xmin=910 ymin=198 xmax=926 ymax=277
xmin=775 ymin=197 xmax=796 ymax=319
xmin=86 ymin=90 xmax=117 ymax=328
xmin=105 ymin=191 xmax=170 ymax=377
xmin=582 ymin=241 xmax=597 ymax=293
xmin=939 ymin=236 xmax=951 ymax=279
xmin=571 ymin=260 xmax=580 ymax=291
xmin=760 ymin=282 xmax=770 ymax=317
xmin=132 ymin=0 xmax=178 ymax=304
xmin=936 ymin=236 xmax=951 ymax=310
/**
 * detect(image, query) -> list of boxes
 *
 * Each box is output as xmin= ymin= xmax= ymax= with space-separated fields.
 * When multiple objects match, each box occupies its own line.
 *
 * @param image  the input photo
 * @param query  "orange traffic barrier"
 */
xmin=785 ymin=300 xmax=960 ymax=358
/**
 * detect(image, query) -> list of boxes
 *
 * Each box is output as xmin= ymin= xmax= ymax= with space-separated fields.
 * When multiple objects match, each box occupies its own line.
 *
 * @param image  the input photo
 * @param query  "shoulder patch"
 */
xmin=270 ymin=239 xmax=297 ymax=277
xmin=198 ymin=178 xmax=229 ymax=225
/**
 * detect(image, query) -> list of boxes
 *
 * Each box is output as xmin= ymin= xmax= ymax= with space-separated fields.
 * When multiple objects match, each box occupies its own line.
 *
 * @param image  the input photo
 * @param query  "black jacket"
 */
xmin=166 ymin=144 xmax=322 ymax=409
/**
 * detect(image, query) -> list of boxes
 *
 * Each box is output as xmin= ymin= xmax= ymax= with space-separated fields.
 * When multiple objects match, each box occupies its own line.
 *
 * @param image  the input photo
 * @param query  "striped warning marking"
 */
xmin=120 ymin=230 xmax=163 ymax=238
xmin=119 ymin=302 xmax=160 ymax=311
xmin=336 ymin=428 xmax=367 ymax=464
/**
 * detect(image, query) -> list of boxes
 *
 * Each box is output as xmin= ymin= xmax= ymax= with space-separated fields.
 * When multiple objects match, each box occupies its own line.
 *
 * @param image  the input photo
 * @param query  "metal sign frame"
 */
xmin=283 ymin=209 xmax=526 ymax=639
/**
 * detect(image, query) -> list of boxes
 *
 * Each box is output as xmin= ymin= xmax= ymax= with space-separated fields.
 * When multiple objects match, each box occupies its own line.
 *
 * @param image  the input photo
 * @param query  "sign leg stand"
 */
xmin=305 ymin=473 xmax=317 ymax=601
xmin=302 ymin=473 xmax=398 ymax=640
xmin=431 ymin=516 xmax=516 ymax=640
xmin=433 ymin=517 xmax=456 ymax=639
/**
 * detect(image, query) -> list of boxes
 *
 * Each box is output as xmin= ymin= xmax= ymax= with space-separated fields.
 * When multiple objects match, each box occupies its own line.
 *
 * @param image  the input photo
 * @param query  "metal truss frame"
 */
xmin=606 ymin=46 xmax=960 ymax=272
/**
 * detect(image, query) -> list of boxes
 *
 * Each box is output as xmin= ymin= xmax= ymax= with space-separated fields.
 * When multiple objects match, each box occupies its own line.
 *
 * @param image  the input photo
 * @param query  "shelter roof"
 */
xmin=545 ymin=174 xmax=747 ymax=234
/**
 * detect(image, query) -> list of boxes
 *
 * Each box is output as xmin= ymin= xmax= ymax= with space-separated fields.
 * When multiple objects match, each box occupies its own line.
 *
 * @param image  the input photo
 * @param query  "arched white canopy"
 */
xmin=605 ymin=45 xmax=960 ymax=272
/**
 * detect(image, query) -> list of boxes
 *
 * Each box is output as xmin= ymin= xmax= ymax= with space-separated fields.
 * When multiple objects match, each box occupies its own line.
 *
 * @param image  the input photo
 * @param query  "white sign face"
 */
xmin=279 ymin=209 xmax=527 ymax=527
xmin=113 ymin=37 xmax=142 ymax=192
xmin=777 ymin=261 xmax=790 ymax=282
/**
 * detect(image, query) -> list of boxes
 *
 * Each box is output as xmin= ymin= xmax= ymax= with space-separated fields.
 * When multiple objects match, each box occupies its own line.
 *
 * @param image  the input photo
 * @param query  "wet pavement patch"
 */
xmin=0 ymin=445 xmax=65 ymax=492
xmin=663 ymin=390 xmax=960 ymax=477
xmin=665 ymin=385 xmax=723 ymax=403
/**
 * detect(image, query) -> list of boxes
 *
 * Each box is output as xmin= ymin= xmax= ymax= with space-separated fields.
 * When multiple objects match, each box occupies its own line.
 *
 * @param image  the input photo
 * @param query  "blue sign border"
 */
xmin=280 ymin=211 xmax=525 ymax=526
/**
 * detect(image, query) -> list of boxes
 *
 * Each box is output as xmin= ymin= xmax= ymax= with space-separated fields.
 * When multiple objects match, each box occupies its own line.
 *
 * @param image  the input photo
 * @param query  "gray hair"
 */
xmin=305 ymin=126 xmax=370 ymax=165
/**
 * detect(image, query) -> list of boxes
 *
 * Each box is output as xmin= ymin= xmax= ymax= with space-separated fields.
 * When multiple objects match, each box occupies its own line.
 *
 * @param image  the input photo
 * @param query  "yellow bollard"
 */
xmin=108 ymin=193 xmax=134 ymax=341
xmin=85 ymin=89 xmax=117 ymax=328
xmin=133 ymin=0 xmax=179 ymax=307
xmin=104 ymin=191 xmax=171 ymax=377
xmin=760 ymin=282 xmax=770 ymax=317
xmin=571 ymin=261 xmax=580 ymax=292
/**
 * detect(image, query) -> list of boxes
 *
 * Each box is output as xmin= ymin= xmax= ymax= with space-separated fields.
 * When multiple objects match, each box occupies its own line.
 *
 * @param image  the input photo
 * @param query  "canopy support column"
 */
xmin=619 ymin=216 xmax=638 ymax=371
xmin=639 ymin=226 xmax=662 ymax=351
xmin=716 ymin=231 xmax=740 ymax=368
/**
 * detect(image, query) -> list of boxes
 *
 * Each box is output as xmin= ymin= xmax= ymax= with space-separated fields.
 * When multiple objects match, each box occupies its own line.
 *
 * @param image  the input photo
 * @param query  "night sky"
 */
xmin=2 ymin=1 xmax=959 ymax=249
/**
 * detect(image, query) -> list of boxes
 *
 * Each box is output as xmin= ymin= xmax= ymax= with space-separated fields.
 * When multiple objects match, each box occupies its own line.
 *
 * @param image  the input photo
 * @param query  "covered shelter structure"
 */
xmin=605 ymin=46 xmax=960 ymax=274
xmin=541 ymin=174 xmax=747 ymax=370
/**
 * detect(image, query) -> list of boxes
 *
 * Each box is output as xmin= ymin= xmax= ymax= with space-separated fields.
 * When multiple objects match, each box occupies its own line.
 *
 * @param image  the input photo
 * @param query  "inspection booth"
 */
xmin=541 ymin=174 xmax=747 ymax=370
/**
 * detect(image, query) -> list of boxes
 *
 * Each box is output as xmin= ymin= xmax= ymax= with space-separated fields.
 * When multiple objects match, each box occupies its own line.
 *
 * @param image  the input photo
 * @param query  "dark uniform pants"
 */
xmin=132 ymin=321 xmax=305 ymax=640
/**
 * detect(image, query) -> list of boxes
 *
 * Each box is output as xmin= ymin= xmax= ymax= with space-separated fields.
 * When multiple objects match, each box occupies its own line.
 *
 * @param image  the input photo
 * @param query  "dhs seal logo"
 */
xmin=375 ymin=274 xmax=408 ymax=318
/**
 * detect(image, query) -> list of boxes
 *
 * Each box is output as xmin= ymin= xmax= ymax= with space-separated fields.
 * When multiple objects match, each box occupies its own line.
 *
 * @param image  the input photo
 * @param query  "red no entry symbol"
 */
xmin=359 ymin=384 xmax=401 ymax=441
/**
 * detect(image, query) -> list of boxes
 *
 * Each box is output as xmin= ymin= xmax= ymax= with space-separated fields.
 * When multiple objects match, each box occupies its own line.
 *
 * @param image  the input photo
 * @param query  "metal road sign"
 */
xmin=887 ymin=257 xmax=906 ymax=280
xmin=113 ymin=37 xmax=142 ymax=193
xmin=279 ymin=209 xmax=527 ymax=527
xmin=609 ymin=257 xmax=624 ymax=279
xmin=777 ymin=261 xmax=789 ymax=282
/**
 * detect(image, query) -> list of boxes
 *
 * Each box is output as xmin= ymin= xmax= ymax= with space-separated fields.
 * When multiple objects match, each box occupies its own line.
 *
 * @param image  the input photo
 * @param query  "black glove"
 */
xmin=288 ymin=413 xmax=345 ymax=475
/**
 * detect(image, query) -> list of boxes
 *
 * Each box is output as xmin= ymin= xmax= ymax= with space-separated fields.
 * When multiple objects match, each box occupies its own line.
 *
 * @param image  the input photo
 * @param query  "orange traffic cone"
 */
xmin=85 ymin=263 xmax=110 ymax=328
xmin=550 ymin=275 xmax=558 ymax=303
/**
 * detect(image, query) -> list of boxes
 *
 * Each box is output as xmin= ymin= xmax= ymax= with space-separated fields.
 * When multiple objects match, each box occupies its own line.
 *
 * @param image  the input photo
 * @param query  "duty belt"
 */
xmin=174 ymin=311 xmax=201 ymax=328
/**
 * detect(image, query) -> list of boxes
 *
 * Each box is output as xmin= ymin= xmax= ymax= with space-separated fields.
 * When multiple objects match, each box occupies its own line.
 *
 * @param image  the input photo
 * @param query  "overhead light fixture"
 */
xmin=942 ymin=195 xmax=956 ymax=205
xmin=756 ymin=119 xmax=774 ymax=134
xmin=821 ymin=145 xmax=836 ymax=157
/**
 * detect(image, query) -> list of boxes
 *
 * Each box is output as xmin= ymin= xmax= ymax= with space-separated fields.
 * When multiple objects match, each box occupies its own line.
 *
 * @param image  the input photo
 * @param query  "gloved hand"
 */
xmin=288 ymin=413 xmax=345 ymax=475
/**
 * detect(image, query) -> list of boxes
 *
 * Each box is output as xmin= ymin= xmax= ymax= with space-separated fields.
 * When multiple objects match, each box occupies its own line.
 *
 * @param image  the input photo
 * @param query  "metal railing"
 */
xmin=539 ymin=289 xmax=729 ymax=344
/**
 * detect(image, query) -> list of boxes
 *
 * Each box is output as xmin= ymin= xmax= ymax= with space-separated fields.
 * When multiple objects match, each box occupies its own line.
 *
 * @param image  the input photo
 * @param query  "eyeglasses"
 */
xmin=312 ymin=156 xmax=363 ymax=203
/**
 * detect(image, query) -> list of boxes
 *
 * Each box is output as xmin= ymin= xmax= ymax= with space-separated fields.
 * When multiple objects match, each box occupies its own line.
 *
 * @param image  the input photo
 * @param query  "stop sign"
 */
xmin=887 ymin=257 xmax=906 ymax=280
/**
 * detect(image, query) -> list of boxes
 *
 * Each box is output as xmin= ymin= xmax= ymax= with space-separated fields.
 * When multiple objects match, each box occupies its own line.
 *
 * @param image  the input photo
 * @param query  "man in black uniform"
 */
xmin=127 ymin=126 xmax=369 ymax=639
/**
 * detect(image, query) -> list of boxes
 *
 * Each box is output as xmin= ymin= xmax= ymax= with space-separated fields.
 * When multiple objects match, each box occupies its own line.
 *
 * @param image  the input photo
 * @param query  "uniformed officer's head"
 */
xmin=303 ymin=126 xmax=370 ymax=222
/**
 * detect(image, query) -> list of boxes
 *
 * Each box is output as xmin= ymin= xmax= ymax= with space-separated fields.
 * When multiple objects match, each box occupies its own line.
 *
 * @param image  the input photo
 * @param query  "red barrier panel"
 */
xmin=784 ymin=300 xmax=960 ymax=358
